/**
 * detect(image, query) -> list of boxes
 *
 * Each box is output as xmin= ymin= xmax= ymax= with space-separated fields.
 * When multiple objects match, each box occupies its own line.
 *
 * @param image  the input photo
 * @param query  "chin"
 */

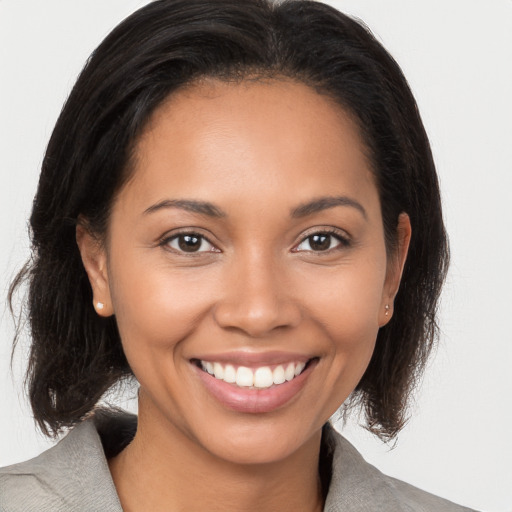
xmin=208 ymin=431 xmax=316 ymax=466
xmin=188 ymin=413 xmax=324 ymax=467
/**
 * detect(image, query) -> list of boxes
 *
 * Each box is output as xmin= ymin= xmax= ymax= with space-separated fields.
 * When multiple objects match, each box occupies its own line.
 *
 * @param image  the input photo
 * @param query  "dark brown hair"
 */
xmin=10 ymin=0 xmax=448 ymax=440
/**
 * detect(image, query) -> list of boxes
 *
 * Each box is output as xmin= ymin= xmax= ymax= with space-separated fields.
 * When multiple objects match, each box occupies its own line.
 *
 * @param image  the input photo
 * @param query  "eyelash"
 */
xmin=159 ymin=231 xmax=219 ymax=254
xmin=292 ymin=229 xmax=351 ymax=254
xmin=160 ymin=228 xmax=351 ymax=256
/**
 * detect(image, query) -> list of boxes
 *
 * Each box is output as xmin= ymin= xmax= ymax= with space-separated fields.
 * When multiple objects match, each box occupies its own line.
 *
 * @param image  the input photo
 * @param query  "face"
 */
xmin=79 ymin=79 xmax=409 ymax=465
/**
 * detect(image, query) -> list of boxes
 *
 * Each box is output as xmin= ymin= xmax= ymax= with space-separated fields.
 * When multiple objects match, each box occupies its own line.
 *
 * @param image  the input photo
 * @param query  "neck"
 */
xmin=108 ymin=399 xmax=324 ymax=512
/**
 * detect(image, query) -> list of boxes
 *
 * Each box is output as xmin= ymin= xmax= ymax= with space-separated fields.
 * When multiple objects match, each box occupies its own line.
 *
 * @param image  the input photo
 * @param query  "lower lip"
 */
xmin=193 ymin=360 xmax=317 ymax=414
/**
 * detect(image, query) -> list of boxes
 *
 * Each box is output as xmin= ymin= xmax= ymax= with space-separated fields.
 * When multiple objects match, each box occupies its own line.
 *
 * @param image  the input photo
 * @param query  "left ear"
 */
xmin=379 ymin=212 xmax=411 ymax=326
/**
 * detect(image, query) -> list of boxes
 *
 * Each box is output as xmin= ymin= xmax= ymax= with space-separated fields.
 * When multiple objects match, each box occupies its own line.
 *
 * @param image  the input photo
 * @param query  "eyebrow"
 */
xmin=291 ymin=196 xmax=367 ymax=220
xmin=143 ymin=195 xmax=367 ymax=220
xmin=143 ymin=199 xmax=226 ymax=218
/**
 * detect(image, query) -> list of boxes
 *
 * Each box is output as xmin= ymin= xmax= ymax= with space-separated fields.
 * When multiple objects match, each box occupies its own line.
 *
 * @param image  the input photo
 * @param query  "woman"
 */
xmin=0 ymin=0 xmax=478 ymax=510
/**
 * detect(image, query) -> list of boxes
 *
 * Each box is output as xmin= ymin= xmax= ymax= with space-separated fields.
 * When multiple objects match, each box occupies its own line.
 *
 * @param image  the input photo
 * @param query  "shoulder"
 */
xmin=383 ymin=475 xmax=476 ymax=511
xmin=324 ymin=426 xmax=478 ymax=512
xmin=0 ymin=410 xmax=133 ymax=512
xmin=381 ymin=474 xmax=477 ymax=512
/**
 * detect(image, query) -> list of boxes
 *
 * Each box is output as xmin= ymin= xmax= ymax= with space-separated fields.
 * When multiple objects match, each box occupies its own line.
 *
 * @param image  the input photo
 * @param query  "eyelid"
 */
xmin=292 ymin=227 xmax=352 ymax=253
xmin=156 ymin=226 xmax=351 ymax=254
xmin=158 ymin=228 xmax=221 ymax=254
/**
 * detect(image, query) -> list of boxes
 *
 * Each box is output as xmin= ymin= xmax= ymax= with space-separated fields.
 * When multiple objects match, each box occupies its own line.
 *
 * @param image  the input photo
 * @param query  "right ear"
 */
xmin=76 ymin=221 xmax=114 ymax=317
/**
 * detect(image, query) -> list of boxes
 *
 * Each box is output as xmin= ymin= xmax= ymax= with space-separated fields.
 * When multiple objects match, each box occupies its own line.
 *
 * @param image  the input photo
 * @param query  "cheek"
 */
xmin=108 ymin=257 xmax=219 ymax=358
xmin=297 ymin=256 xmax=386 ymax=384
xmin=320 ymin=289 xmax=380 ymax=374
xmin=300 ymin=257 xmax=386 ymax=338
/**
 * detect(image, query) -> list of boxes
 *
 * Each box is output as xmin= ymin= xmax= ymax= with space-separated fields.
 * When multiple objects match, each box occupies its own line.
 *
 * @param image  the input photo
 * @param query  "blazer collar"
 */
xmin=4 ymin=411 xmax=405 ymax=511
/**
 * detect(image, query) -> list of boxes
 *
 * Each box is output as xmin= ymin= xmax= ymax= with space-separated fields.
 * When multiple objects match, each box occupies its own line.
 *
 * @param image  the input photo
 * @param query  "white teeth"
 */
xmin=200 ymin=360 xmax=309 ymax=388
xmin=213 ymin=362 xmax=224 ymax=380
xmin=254 ymin=367 xmax=273 ymax=388
xmin=285 ymin=363 xmax=295 ymax=381
xmin=294 ymin=362 xmax=306 ymax=376
xmin=273 ymin=365 xmax=285 ymax=385
xmin=223 ymin=364 xmax=236 ymax=383
xmin=236 ymin=366 xmax=254 ymax=387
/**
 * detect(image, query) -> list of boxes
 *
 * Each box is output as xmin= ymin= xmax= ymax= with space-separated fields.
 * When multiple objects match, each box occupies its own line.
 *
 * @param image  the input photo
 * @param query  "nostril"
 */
xmin=212 ymin=298 xmax=302 ymax=337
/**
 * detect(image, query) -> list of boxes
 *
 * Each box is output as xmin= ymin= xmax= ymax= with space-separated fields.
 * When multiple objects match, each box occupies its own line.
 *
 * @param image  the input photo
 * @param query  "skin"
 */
xmin=77 ymin=78 xmax=410 ymax=512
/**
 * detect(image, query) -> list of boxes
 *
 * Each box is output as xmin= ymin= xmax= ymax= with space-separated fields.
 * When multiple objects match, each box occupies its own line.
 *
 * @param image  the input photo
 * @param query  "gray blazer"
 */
xmin=0 ymin=412 xmax=476 ymax=511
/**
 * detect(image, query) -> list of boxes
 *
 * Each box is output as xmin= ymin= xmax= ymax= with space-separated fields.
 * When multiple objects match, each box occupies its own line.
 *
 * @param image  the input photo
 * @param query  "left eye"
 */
xmin=165 ymin=233 xmax=217 ymax=253
xmin=294 ymin=233 xmax=345 ymax=252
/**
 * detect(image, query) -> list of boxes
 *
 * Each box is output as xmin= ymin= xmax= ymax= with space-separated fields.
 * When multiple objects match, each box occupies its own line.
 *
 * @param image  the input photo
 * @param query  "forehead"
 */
xmin=122 ymin=78 xmax=378 ymax=216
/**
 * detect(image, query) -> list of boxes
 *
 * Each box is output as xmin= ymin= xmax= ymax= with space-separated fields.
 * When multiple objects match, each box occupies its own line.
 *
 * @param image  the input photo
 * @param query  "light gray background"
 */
xmin=1 ymin=1 xmax=511 ymax=511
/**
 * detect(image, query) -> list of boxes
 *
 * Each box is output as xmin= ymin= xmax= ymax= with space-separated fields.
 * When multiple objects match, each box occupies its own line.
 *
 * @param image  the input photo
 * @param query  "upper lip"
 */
xmin=190 ymin=351 xmax=313 ymax=368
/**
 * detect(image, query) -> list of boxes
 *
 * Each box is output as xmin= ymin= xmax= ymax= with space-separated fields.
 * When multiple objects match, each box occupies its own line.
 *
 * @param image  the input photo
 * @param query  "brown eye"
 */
xmin=294 ymin=231 xmax=348 ymax=253
xmin=178 ymin=234 xmax=202 ymax=252
xmin=308 ymin=234 xmax=331 ymax=251
xmin=165 ymin=233 xmax=217 ymax=253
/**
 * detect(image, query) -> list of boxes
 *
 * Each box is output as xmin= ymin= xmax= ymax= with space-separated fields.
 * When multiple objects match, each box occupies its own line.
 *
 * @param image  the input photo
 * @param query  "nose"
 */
xmin=213 ymin=252 xmax=302 ymax=337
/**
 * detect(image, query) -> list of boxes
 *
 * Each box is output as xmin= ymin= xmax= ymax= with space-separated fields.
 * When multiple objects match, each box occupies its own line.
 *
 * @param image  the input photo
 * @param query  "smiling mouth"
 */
xmin=192 ymin=359 xmax=316 ymax=389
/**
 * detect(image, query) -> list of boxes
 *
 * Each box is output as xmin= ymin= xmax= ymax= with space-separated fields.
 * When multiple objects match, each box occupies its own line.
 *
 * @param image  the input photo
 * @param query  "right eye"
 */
xmin=163 ymin=233 xmax=219 ymax=254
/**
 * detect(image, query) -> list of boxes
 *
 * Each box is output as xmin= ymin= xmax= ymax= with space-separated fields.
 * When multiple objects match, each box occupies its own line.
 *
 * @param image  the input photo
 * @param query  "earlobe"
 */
xmin=76 ymin=222 xmax=114 ymax=317
xmin=379 ymin=213 xmax=411 ymax=326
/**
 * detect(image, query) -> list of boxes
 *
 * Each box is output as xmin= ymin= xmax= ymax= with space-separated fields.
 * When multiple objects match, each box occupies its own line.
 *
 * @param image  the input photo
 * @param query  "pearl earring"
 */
xmin=96 ymin=302 xmax=104 ymax=310
xmin=385 ymin=304 xmax=390 ymax=316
